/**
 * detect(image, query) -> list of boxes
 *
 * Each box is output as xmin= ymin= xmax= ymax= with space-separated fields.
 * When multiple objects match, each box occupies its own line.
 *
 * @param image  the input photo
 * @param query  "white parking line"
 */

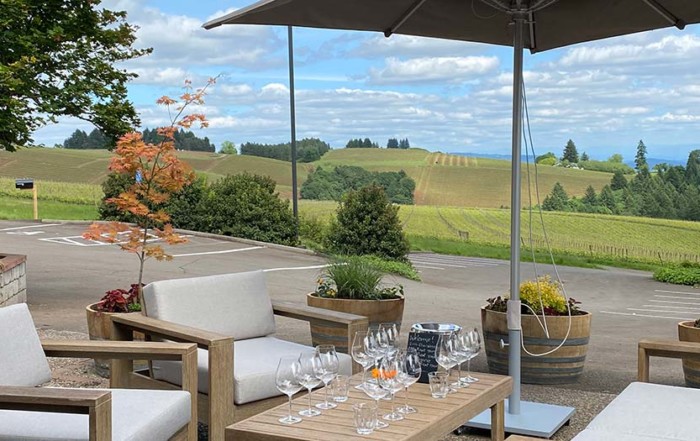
xmin=649 ymin=299 xmax=700 ymax=306
xmin=172 ymin=246 xmax=264 ymax=257
xmin=600 ymin=310 xmax=695 ymax=320
xmin=627 ymin=308 xmax=696 ymax=315
xmin=654 ymin=295 xmax=700 ymax=301
xmin=414 ymin=265 xmax=446 ymax=270
xmin=1 ymin=223 xmax=61 ymax=231
xmin=263 ymin=264 xmax=331 ymax=272
xmin=643 ymin=304 xmax=700 ymax=311
xmin=655 ymin=289 xmax=700 ymax=296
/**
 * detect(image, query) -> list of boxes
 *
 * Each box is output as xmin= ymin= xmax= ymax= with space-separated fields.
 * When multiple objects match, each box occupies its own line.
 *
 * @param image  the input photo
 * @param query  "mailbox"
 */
xmin=15 ymin=179 xmax=34 ymax=190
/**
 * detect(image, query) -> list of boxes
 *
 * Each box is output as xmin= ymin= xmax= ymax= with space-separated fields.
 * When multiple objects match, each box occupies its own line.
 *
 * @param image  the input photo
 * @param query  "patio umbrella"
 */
xmin=204 ymin=1 xmax=700 ymax=436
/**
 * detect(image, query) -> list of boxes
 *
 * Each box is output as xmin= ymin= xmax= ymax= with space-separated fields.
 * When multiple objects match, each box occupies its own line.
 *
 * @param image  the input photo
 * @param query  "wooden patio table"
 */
xmin=226 ymin=372 xmax=512 ymax=441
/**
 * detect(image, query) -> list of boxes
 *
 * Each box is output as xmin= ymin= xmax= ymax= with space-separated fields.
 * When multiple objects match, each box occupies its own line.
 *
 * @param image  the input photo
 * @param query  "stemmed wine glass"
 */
xmin=435 ymin=332 xmax=459 ymax=393
xmin=352 ymin=331 xmax=375 ymax=390
xmin=378 ymin=323 xmax=399 ymax=356
xmin=453 ymin=330 xmax=474 ymax=388
xmin=397 ymin=348 xmax=421 ymax=414
xmin=275 ymin=357 xmax=303 ymax=425
xmin=378 ymin=355 xmax=404 ymax=421
xmin=315 ymin=345 xmax=339 ymax=409
xmin=362 ymin=370 xmax=390 ymax=429
xmin=296 ymin=351 xmax=323 ymax=417
xmin=462 ymin=328 xmax=482 ymax=384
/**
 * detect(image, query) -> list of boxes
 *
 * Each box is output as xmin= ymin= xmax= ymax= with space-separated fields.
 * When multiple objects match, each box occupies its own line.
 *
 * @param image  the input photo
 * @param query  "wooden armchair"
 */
xmin=110 ymin=270 xmax=369 ymax=441
xmin=0 ymin=303 xmax=198 ymax=441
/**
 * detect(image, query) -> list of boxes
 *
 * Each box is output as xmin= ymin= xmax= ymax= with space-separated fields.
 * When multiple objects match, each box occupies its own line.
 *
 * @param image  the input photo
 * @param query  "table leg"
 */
xmin=490 ymin=399 xmax=505 ymax=441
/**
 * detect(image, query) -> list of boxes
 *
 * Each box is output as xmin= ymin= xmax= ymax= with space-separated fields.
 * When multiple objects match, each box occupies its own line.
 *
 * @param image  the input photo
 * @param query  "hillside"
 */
xmin=0 ymin=147 xmax=613 ymax=208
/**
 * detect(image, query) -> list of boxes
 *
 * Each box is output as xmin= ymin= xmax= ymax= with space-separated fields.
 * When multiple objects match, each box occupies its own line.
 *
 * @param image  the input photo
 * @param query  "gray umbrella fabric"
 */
xmin=204 ymin=0 xmax=699 ymax=52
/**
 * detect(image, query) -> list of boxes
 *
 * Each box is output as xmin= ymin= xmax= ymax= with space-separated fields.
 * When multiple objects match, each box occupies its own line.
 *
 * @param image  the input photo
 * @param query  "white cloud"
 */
xmin=368 ymin=56 xmax=499 ymax=84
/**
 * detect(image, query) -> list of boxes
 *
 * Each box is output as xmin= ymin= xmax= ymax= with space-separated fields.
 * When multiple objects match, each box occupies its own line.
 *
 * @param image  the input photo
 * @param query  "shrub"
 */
xmin=325 ymin=184 xmax=410 ymax=261
xmin=198 ymin=173 xmax=298 ymax=246
xmin=166 ymin=176 xmax=208 ymax=231
xmin=486 ymin=275 xmax=583 ymax=316
xmin=653 ymin=264 xmax=700 ymax=286
xmin=98 ymin=172 xmax=136 ymax=222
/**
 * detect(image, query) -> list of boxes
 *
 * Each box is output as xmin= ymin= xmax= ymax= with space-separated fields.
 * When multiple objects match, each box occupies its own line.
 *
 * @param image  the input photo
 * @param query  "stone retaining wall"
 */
xmin=0 ymin=254 xmax=27 ymax=307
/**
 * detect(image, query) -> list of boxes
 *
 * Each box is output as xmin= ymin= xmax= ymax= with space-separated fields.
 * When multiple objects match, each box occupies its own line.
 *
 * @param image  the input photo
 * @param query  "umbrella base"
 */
xmin=464 ymin=400 xmax=574 ymax=438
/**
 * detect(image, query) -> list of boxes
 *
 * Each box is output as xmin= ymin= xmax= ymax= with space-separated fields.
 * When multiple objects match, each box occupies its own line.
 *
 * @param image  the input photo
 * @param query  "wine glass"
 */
xmin=378 ymin=355 xmax=404 ymax=421
xmin=296 ymin=351 xmax=323 ymax=417
xmin=452 ymin=330 xmax=474 ymax=388
xmin=315 ymin=345 xmax=339 ymax=409
xmin=362 ymin=372 xmax=390 ymax=429
xmin=352 ymin=331 xmax=375 ymax=390
xmin=435 ymin=332 xmax=459 ymax=393
xmin=275 ymin=357 xmax=303 ymax=425
xmin=378 ymin=322 xmax=399 ymax=356
xmin=462 ymin=328 xmax=482 ymax=384
xmin=364 ymin=330 xmax=384 ymax=369
xmin=397 ymin=348 xmax=421 ymax=414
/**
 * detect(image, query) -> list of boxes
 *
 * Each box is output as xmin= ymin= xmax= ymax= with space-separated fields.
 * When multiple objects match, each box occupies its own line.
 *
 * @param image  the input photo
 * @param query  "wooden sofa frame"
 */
xmin=111 ymin=300 xmax=369 ymax=441
xmin=0 ymin=340 xmax=198 ymax=441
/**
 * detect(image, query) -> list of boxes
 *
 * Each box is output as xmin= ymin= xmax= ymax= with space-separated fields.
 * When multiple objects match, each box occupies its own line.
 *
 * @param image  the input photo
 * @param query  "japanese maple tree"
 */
xmin=84 ymin=79 xmax=214 ymax=308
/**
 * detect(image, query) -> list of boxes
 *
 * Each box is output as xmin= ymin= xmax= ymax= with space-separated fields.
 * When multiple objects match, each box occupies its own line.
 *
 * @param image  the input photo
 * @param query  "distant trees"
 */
xmin=561 ymin=139 xmax=579 ymax=163
xmin=220 ymin=141 xmax=237 ymax=155
xmin=301 ymin=165 xmax=415 ymax=204
xmin=64 ymin=129 xmax=110 ymax=149
xmin=346 ymin=138 xmax=379 ymax=148
xmin=142 ymin=128 xmax=215 ymax=152
xmin=635 ymin=140 xmax=648 ymax=172
xmin=387 ymin=138 xmax=399 ymax=149
xmin=580 ymin=152 xmax=589 ymax=162
xmin=240 ymin=138 xmax=330 ymax=162
xmin=542 ymin=182 xmax=569 ymax=211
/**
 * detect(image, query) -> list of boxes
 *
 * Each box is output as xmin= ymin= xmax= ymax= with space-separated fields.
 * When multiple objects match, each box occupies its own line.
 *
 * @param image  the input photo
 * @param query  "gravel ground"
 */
xmin=38 ymin=329 xmax=616 ymax=441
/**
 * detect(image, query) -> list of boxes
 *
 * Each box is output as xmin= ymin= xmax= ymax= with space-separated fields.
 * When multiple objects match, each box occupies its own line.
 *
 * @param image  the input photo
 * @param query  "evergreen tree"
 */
xmin=542 ymin=182 xmax=569 ymax=211
xmin=86 ymin=129 xmax=109 ymax=149
xmin=63 ymin=129 xmax=89 ymax=149
xmin=582 ymin=185 xmax=598 ymax=207
xmin=580 ymin=152 xmax=590 ymax=162
xmin=635 ymin=140 xmax=648 ymax=172
xmin=599 ymin=185 xmax=617 ymax=213
xmin=610 ymin=169 xmax=628 ymax=190
xmin=561 ymin=139 xmax=579 ymax=163
xmin=399 ymin=138 xmax=410 ymax=149
xmin=686 ymin=149 xmax=700 ymax=187
xmin=387 ymin=138 xmax=399 ymax=149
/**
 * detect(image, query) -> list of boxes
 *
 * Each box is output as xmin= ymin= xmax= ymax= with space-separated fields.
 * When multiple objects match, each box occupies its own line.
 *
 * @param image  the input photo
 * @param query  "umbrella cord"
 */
xmin=519 ymin=79 xmax=573 ymax=357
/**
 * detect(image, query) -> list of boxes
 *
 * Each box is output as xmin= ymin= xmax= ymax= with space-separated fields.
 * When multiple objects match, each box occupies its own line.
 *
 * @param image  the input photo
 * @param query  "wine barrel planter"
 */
xmin=306 ymin=293 xmax=404 ymax=353
xmin=678 ymin=321 xmax=700 ymax=388
xmin=481 ymin=307 xmax=592 ymax=384
xmin=86 ymin=303 xmax=144 ymax=377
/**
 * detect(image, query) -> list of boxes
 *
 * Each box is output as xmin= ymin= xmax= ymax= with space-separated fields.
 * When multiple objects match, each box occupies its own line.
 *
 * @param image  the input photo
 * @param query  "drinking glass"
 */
xmin=353 ymin=402 xmax=377 ymax=435
xmin=428 ymin=371 xmax=448 ymax=398
xmin=378 ymin=322 xmax=399 ymax=356
xmin=275 ymin=357 xmax=303 ymax=424
xmin=332 ymin=374 xmax=349 ymax=402
xmin=462 ymin=328 xmax=482 ymax=384
xmin=435 ymin=332 xmax=459 ymax=393
xmin=362 ymin=374 xmax=389 ymax=429
xmin=352 ymin=331 xmax=375 ymax=390
xmin=315 ymin=345 xmax=339 ymax=409
xmin=296 ymin=351 xmax=323 ymax=417
xmin=453 ymin=330 xmax=474 ymax=388
xmin=397 ymin=348 xmax=421 ymax=414
xmin=378 ymin=355 xmax=404 ymax=421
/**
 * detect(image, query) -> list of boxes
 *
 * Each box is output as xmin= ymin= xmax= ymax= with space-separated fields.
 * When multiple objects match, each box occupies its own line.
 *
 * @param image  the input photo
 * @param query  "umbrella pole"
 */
xmin=288 ymin=26 xmax=299 ymax=226
xmin=507 ymin=13 xmax=525 ymax=416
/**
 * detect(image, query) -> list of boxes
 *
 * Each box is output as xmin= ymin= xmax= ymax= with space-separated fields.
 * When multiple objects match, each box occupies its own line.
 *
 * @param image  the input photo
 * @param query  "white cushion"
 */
xmin=0 ymin=304 xmax=51 ymax=387
xmin=0 ymin=388 xmax=190 ymax=441
xmin=143 ymin=270 xmax=276 ymax=340
xmin=152 ymin=337 xmax=353 ymax=405
xmin=574 ymin=382 xmax=700 ymax=441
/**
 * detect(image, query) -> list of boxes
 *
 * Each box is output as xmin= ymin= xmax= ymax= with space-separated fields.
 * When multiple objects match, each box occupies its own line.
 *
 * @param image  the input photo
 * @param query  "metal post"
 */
xmin=508 ymin=14 xmax=525 ymax=416
xmin=287 ymin=26 xmax=299 ymax=222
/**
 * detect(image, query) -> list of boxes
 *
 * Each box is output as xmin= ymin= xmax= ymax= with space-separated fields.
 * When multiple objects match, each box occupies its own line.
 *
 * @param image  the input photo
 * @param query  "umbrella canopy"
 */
xmin=204 ymin=0 xmax=699 ymax=52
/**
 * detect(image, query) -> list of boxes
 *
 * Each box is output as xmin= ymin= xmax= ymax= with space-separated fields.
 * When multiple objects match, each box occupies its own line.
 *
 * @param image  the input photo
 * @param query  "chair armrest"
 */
xmin=638 ymin=339 xmax=700 ymax=382
xmin=0 ymin=386 xmax=111 ymax=439
xmin=41 ymin=340 xmax=197 ymax=361
xmin=272 ymin=300 xmax=368 ymax=326
xmin=111 ymin=313 xmax=234 ymax=349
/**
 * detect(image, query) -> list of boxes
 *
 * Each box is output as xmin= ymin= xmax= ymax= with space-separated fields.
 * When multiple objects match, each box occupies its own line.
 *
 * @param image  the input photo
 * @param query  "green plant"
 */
xmin=486 ymin=275 xmax=583 ymax=316
xmin=654 ymin=264 xmax=700 ymax=287
xmin=94 ymin=284 xmax=142 ymax=313
xmin=325 ymin=184 xmax=410 ymax=261
xmin=315 ymin=258 xmax=403 ymax=300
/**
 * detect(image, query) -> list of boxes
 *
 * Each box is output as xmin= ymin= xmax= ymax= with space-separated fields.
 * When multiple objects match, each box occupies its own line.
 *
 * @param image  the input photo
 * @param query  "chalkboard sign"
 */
xmin=406 ymin=331 xmax=440 ymax=383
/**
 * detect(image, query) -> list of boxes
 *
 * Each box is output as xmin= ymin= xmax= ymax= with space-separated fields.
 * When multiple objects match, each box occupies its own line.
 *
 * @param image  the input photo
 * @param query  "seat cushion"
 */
xmin=143 ymin=270 xmax=276 ymax=340
xmin=574 ymin=382 xmax=700 ymax=441
xmin=0 ymin=304 xmax=51 ymax=387
xmin=152 ymin=337 xmax=353 ymax=405
xmin=0 ymin=388 xmax=190 ymax=441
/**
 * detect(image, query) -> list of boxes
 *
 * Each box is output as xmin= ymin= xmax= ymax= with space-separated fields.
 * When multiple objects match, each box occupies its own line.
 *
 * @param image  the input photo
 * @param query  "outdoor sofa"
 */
xmin=110 ymin=269 xmax=368 ymax=441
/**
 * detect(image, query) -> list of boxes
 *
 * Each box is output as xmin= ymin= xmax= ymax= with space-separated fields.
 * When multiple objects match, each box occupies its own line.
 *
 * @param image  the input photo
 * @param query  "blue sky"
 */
xmin=33 ymin=0 xmax=700 ymax=162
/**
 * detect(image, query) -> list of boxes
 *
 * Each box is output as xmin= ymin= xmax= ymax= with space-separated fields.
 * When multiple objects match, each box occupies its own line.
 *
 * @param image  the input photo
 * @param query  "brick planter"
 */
xmin=0 ymin=254 xmax=27 ymax=307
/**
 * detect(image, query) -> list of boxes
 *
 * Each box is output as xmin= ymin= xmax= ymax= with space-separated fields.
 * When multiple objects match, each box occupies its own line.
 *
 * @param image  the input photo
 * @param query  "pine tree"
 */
xmin=610 ymin=170 xmax=628 ymax=190
xmin=686 ymin=149 xmax=700 ymax=187
xmin=580 ymin=152 xmax=589 ymax=162
xmin=635 ymin=140 xmax=648 ymax=172
xmin=387 ymin=138 xmax=399 ymax=149
xmin=561 ymin=139 xmax=579 ymax=163
xmin=582 ymin=185 xmax=597 ymax=206
xmin=542 ymin=182 xmax=569 ymax=211
xmin=599 ymin=185 xmax=617 ymax=213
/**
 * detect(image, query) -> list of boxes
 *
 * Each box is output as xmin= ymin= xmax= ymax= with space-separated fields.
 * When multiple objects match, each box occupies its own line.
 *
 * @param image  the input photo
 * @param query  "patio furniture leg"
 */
xmin=491 ymin=399 xmax=505 ymax=441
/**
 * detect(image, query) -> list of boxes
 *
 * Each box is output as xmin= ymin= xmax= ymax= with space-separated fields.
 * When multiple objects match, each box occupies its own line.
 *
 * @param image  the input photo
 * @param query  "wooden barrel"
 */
xmin=679 ymin=321 xmax=700 ymax=388
xmin=481 ymin=307 xmax=591 ymax=384
xmin=306 ymin=293 xmax=404 ymax=353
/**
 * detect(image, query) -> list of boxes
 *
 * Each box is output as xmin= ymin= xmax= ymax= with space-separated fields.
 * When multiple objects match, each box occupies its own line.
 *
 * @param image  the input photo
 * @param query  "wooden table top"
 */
xmin=226 ymin=372 xmax=512 ymax=441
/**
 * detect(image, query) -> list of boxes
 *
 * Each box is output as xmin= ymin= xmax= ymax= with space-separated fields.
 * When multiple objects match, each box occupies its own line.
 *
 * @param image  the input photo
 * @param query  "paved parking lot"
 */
xmin=2 ymin=220 xmax=697 ymax=395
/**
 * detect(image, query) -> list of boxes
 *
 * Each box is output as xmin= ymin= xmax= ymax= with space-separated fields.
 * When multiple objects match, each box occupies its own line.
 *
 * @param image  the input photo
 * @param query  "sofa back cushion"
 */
xmin=143 ymin=270 xmax=276 ymax=340
xmin=0 ymin=304 xmax=51 ymax=386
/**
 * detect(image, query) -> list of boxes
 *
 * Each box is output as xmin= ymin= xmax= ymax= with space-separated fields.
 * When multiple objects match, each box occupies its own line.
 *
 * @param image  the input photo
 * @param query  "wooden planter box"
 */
xmin=307 ymin=293 xmax=404 ymax=353
xmin=678 ymin=321 xmax=700 ymax=388
xmin=86 ymin=303 xmax=144 ymax=377
xmin=481 ymin=307 xmax=592 ymax=384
